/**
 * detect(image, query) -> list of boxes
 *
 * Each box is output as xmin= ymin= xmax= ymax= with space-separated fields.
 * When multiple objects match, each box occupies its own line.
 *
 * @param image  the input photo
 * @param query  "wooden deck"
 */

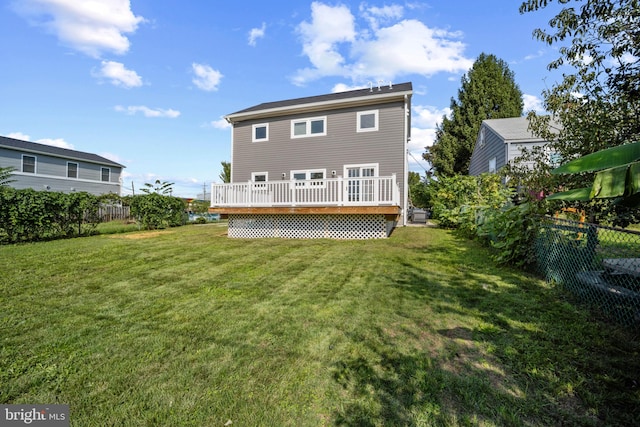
xmin=209 ymin=205 xmax=401 ymax=221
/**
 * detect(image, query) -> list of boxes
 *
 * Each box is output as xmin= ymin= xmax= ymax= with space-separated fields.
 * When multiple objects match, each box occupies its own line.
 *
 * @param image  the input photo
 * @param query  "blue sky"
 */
xmin=0 ymin=0 xmax=563 ymax=198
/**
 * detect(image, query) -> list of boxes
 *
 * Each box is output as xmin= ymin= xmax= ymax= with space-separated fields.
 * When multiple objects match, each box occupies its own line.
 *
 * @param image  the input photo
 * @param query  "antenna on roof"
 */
xmin=377 ymin=80 xmax=383 ymax=91
xmin=388 ymin=81 xmax=393 ymax=89
xmin=368 ymin=81 xmax=373 ymax=93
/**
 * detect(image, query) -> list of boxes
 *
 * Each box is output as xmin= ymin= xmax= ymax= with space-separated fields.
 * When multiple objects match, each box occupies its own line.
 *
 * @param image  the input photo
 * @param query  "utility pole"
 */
xmin=131 ymin=181 xmax=135 ymax=196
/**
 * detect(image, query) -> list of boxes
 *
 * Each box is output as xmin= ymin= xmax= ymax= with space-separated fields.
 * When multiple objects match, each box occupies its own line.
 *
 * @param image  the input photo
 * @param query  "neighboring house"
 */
xmin=0 ymin=135 xmax=125 ymax=195
xmin=210 ymin=82 xmax=413 ymax=239
xmin=468 ymin=116 xmax=558 ymax=176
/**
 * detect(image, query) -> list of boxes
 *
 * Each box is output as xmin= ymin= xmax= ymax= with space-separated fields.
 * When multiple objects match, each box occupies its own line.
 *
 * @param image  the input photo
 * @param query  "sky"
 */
xmin=0 ymin=0 xmax=565 ymax=198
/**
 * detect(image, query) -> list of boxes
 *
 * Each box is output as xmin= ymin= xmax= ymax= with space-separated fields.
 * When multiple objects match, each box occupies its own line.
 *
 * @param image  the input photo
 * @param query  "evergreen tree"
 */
xmin=219 ymin=161 xmax=231 ymax=183
xmin=424 ymin=53 xmax=523 ymax=177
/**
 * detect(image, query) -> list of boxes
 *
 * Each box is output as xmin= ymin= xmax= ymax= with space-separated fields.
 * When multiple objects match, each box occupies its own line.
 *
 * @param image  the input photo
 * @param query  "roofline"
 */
xmin=12 ymin=146 xmax=126 ymax=167
xmin=0 ymin=137 xmax=125 ymax=168
xmin=225 ymin=89 xmax=413 ymax=123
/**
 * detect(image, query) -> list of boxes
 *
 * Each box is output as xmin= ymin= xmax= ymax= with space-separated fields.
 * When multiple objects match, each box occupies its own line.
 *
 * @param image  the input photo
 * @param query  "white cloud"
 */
xmin=114 ymin=105 xmax=180 ymax=118
xmin=293 ymin=2 xmax=472 ymax=85
xmin=523 ymin=94 xmax=545 ymax=113
xmin=294 ymin=2 xmax=356 ymax=84
xmin=6 ymin=132 xmax=32 ymax=141
xmin=192 ymin=63 xmax=223 ymax=91
xmin=407 ymin=105 xmax=451 ymax=173
xmin=360 ymin=3 xmax=404 ymax=30
xmin=331 ymin=83 xmax=367 ymax=92
xmin=13 ymin=0 xmax=145 ymax=58
xmin=210 ymin=118 xmax=231 ymax=130
xmin=93 ymin=60 xmax=143 ymax=88
xmin=6 ymin=132 xmax=74 ymax=149
xmin=248 ymin=23 xmax=266 ymax=46
xmin=36 ymin=137 xmax=75 ymax=149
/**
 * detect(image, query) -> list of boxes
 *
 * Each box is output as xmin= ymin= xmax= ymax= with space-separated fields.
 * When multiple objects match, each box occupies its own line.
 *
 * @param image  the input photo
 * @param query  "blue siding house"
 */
xmin=0 ymin=135 xmax=125 ymax=195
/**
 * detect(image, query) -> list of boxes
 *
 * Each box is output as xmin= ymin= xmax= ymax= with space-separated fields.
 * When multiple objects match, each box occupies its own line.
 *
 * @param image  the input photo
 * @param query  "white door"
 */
xmin=345 ymin=164 xmax=377 ymax=203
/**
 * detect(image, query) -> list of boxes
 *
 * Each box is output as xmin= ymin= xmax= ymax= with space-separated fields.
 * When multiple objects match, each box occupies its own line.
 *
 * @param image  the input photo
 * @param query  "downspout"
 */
xmin=403 ymin=94 xmax=409 ymax=226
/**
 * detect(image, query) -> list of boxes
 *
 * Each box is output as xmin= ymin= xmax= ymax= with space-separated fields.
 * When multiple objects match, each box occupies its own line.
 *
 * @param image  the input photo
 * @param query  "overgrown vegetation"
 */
xmin=128 ymin=193 xmax=187 ymax=230
xmin=0 ymin=188 xmax=188 ymax=244
xmin=515 ymin=0 xmax=640 ymax=226
xmin=1 ymin=225 xmax=638 ymax=426
xmin=0 ymin=187 xmax=101 ymax=243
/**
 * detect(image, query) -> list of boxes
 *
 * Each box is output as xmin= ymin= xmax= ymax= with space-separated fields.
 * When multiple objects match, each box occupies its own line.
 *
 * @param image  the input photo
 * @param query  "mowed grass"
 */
xmin=1 ymin=224 xmax=638 ymax=426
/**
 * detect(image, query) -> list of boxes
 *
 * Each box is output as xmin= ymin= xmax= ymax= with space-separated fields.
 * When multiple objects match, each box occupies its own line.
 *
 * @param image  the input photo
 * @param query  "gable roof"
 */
xmin=482 ymin=116 xmax=560 ymax=143
xmin=0 ymin=136 xmax=125 ymax=168
xmin=225 ymin=82 xmax=413 ymax=123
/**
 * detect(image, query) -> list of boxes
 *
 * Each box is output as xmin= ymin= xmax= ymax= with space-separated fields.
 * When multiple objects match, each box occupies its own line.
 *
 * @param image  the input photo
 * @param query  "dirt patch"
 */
xmin=109 ymin=230 xmax=174 ymax=240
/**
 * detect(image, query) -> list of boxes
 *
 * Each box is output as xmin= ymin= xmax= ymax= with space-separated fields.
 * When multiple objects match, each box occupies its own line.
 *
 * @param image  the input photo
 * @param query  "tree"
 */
xmin=517 ymin=0 xmax=640 ymax=224
xmin=219 ymin=161 xmax=231 ymax=183
xmin=0 ymin=166 xmax=15 ymax=186
xmin=141 ymin=179 xmax=174 ymax=195
xmin=424 ymin=53 xmax=523 ymax=177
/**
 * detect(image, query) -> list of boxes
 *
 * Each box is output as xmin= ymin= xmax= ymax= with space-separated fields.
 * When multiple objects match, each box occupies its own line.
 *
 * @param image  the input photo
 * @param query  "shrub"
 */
xmin=128 ymin=193 xmax=187 ymax=230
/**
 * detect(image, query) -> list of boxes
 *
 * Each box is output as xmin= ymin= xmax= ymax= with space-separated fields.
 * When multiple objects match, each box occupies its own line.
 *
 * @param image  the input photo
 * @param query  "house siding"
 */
xmin=0 ymin=146 xmax=123 ymax=195
xmin=232 ymin=101 xmax=406 ymax=206
xmin=468 ymin=126 xmax=505 ymax=175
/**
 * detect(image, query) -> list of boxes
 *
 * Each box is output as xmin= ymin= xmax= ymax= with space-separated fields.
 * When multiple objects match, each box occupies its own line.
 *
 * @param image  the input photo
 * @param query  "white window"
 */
xmin=22 ymin=155 xmax=36 ymax=173
xmin=489 ymin=157 xmax=497 ymax=173
xmin=291 ymin=116 xmax=326 ymax=138
xmin=251 ymin=172 xmax=268 ymax=182
xmin=479 ymin=128 xmax=486 ymax=147
xmin=290 ymin=169 xmax=326 ymax=188
xmin=67 ymin=162 xmax=78 ymax=179
xmin=252 ymin=123 xmax=269 ymax=142
xmin=357 ymin=110 xmax=378 ymax=132
xmin=101 ymin=167 xmax=111 ymax=182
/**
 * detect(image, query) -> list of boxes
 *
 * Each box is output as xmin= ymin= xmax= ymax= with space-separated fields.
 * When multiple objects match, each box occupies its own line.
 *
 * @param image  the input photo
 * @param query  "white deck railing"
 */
xmin=211 ymin=175 xmax=399 ymax=207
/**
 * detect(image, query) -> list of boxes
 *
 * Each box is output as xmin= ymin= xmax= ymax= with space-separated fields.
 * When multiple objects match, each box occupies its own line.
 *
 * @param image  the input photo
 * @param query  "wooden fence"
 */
xmin=99 ymin=205 xmax=132 ymax=222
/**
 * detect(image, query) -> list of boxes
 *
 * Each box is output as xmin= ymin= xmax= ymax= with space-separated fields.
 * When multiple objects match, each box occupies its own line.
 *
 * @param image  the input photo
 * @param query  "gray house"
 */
xmin=210 ymin=82 xmax=413 ymax=239
xmin=468 ymin=116 xmax=557 ymax=176
xmin=0 ymin=135 xmax=125 ymax=195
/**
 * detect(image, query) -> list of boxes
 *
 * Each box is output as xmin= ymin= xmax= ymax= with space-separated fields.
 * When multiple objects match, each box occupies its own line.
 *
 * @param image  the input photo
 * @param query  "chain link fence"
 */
xmin=536 ymin=216 xmax=640 ymax=330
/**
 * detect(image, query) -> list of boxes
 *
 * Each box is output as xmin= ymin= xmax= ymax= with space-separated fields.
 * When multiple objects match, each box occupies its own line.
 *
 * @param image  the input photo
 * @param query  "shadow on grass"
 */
xmin=331 ymin=232 xmax=640 ymax=426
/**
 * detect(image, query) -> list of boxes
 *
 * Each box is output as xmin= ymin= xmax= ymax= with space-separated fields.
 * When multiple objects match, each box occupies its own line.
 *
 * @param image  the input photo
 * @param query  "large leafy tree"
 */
xmin=424 ymin=53 xmax=523 ymax=177
xmin=517 ymin=0 xmax=640 ymax=224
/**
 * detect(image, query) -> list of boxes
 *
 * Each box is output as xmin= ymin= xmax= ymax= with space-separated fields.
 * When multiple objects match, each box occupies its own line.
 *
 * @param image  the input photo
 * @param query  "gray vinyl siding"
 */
xmin=468 ymin=127 xmax=506 ymax=175
xmin=232 ymin=101 xmax=406 ymax=205
xmin=0 ymin=147 xmax=122 ymax=195
xmin=506 ymin=140 xmax=549 ymax=170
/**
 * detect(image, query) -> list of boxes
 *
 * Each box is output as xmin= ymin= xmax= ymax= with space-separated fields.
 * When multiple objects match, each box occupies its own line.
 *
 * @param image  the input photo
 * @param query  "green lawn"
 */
xmin=1 ymin=224 xmax=638 ymax=426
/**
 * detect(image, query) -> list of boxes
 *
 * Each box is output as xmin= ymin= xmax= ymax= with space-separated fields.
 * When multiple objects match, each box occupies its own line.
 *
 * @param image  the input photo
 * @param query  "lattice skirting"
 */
xmin=228 ymin=214 xmax=393 ymax=239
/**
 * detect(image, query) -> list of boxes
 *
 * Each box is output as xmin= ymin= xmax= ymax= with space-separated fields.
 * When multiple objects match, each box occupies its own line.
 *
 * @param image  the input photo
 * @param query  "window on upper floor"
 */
xmin=101 ymin=167 xmax=110 ymax=182
xmin=67 ymin=162 xmax=78 ymax=179
xmin=357 ymin=110 xmax=379 ymax=132
xmin=479 ymin=128 xmax=486 ymax=147
xmin=252 ymin=123 xmax=269 ymax=142
xmin=291 ymin=117 xmax=326 ymax=138
xmin=22 ymin=155 xmax=36 ymax=173
xmin=251 ymin=172 xmax=268 ymax=188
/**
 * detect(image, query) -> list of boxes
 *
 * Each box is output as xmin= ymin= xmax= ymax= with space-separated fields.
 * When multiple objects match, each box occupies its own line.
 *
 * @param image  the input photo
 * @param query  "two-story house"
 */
xmin=0 ymin=135 xmax=125 ymax=195
xmin=210 ymin=82 xmax=412 ymax=239
xmin=468 ymin=116 xmax=559 ymax=176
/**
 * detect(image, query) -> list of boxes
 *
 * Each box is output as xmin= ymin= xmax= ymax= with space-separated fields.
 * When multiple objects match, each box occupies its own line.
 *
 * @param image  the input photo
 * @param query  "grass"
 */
xmin=1 ymin=224 xmax=638 ymax=426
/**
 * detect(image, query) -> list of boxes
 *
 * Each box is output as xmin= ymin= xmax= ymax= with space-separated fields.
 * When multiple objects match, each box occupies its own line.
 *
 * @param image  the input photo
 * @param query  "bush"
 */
xmin=430 ymin=174 xmax=513 ymax=237
xmin=0 ymin=188 xmax=101 ymax=243
xmin=127 ymin=193 xmax=187 ymax=230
